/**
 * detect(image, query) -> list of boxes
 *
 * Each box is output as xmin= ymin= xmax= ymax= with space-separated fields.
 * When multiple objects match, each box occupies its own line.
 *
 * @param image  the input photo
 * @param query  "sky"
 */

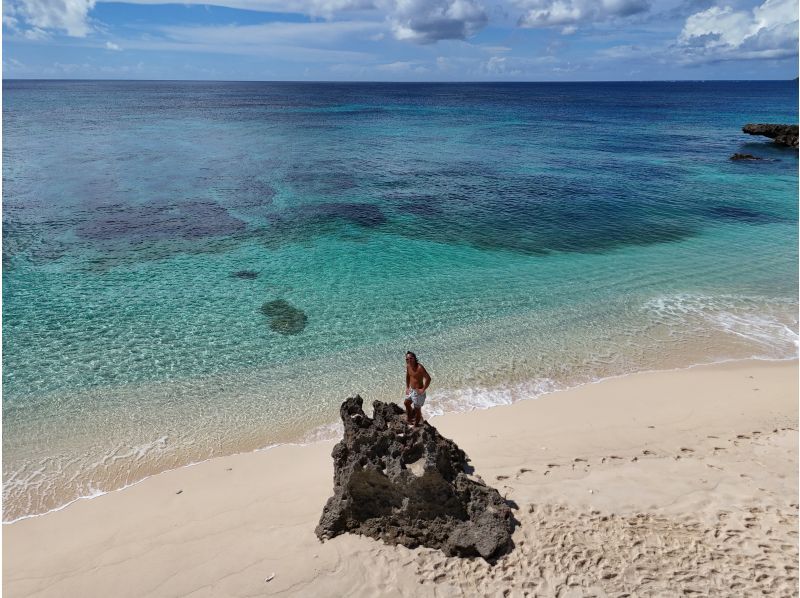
xmin=2 ymin=0 xmax=798 ymax=80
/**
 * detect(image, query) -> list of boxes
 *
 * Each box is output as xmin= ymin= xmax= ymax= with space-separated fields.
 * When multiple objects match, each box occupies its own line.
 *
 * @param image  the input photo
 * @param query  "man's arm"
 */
xmin=420 ymin=366 xmax=432 ymax=392
xmin=405 ymin=369 xmax=410 ymax=393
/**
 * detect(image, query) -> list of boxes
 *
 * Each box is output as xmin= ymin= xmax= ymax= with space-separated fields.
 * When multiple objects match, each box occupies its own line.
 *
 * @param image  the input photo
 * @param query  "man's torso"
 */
xmin=407 ymin=364 xmax=425 ymax=390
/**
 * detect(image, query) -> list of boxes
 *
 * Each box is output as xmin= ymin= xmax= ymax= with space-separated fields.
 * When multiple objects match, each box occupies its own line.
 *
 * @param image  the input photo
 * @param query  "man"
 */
xmin=404 ymin=351 xmax=431 ymax=427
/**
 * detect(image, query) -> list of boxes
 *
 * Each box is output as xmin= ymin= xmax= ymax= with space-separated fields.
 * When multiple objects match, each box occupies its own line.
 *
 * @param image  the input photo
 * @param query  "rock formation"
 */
xmin=730 ymin=153 xmax=764 ymax=161
xmin=260 ymin=299 xmax=307 ymax=335
xmin=315 ymin=396 xmax=516 ymax=560
xmin=742 ymin=124 xmax=798 ymax=148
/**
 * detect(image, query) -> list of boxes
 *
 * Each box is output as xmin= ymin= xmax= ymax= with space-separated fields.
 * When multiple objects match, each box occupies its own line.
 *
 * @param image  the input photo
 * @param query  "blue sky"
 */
xmin=3 ymin=0 xmax=798 ymax=80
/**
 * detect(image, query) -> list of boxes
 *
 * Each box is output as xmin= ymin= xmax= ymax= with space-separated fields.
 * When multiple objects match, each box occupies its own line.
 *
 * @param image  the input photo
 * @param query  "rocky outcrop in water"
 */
xmin=315 ymin=396 xmax=515 ymax=560
xmin=730 ymin=153 xmax=764 ymax=161
xmin=260 ymin=299 xmax=307 ymax=335
xmin=232 ymin=270 xmax=259 ymax=279
xmin=742 ymin=124 xmax=798 ymax=148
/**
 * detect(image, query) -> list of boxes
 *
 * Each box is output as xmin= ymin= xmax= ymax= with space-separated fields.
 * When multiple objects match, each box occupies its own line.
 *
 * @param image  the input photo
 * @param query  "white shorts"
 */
xmin=406 ymin=389 xmax=426 ymax=408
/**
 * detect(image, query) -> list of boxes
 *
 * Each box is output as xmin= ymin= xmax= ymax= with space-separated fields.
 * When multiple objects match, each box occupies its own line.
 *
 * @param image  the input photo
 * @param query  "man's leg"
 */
xmin=413 ymin=406 xmax=422 ymax=426
xmin=404 ymin=399 xmax=413 ymax=422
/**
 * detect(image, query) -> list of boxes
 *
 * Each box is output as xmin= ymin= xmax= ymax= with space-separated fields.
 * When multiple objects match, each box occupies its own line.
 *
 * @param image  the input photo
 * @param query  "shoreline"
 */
xmin=4 ymin=357 xmax=798 ymax=596
xmin=4 ymin=353 xmax=797 ymax=525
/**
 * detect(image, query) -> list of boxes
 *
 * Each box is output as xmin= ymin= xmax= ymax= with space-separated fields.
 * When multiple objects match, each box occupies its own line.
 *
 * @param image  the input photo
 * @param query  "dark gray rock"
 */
xmin=260 ymin=299 xmax=307 ymax=335
xmin=742 ymin=124 xmax=798 ymax=148
xmin=730 ymin=153 xmax=764 ymax=161
xmin=315 ymin=396 xmax=515 ymax=560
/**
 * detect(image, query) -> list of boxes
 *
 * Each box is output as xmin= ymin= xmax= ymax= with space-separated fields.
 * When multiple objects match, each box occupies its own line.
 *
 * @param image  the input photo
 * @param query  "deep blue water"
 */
xmin=3 ymin=80 xmax=798 ymax=520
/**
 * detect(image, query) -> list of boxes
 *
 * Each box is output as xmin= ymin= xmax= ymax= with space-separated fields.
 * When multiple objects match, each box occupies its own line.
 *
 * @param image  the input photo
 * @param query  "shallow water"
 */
xmin=3 ymin=80 xmax=798 ymax=521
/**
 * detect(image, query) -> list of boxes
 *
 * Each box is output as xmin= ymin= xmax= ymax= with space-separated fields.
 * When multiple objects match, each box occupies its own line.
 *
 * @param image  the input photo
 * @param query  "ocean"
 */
xmin=3 ymin=80 xmax=797 ymax=522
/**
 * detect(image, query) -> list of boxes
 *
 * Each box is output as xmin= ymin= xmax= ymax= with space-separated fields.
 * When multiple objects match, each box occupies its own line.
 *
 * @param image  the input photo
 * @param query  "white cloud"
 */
xmin=483 ymin=55 xmax=519 ymax=74
xmin=516 ymin=0 xmax=650 ymax=30
xmin=101 ymin=0 xmax=375 ymax=17
xmin=376 ymin=59 xmax=429 ymax=71
xmin=22 ymin=60 xmax=147 ymax=76
xmin=477 ymin=44 xmax=513 ymax=53
xmin=3 ymin=0 xmax=481 ymax=47
xmin=479 ymin=53 xmax=557 ymax=76
xmin=6 ymin=0 xmax=95 ymax=36
xmin=2 ymin=0 xmax=377 ymax=39
xmin=23 ymin=26 xmax=49 ymax=39
xmin=677 ymin=0 xmax=798 ymax=62
xmin=113 ymin=20 xmax=381 ymax=61
xmin=388 ymin=0 xmax=488 ymax=43
xmin=3 ymin=13 xmax=17 ymax=26
xmin=105 ymin=41 xmax=121 ymax=50
xmin=596 ymin=43 xmax=644 ymax=58
xmin=161 ymin=19 xmax=383 ymax=45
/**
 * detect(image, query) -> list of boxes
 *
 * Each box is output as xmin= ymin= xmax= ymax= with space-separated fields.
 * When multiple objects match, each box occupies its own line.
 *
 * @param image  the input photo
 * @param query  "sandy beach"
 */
xmin=3 ymin=358 xmax=798 ymax=597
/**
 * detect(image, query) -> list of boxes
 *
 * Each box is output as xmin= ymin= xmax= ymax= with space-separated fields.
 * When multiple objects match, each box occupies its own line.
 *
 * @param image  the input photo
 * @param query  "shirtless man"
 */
xmin=404 ymin=351 xmax=431 ymax=427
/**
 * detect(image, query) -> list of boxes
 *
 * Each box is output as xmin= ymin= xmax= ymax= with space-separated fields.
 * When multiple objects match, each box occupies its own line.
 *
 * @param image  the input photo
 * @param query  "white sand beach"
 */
xmin=4 ymin=358 xmax=798 ymax=597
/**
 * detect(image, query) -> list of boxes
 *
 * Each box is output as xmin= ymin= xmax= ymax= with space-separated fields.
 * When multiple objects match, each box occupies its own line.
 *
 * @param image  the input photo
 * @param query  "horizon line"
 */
xmin=3 ymin=77 xmax=799 ymax=84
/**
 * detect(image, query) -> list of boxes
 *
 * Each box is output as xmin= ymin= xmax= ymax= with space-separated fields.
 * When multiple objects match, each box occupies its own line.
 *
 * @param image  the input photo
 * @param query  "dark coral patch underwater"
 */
xmin=232 ymin=270 xmax=259 ymax=279
xmin=260 ymin=299 xmax=308 ymax=335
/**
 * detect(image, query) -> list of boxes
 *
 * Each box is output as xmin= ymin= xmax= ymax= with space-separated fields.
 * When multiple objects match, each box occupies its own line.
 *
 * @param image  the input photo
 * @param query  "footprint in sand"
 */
xmin=642 ymin=449 xmax=656 ymax=456
xmin=680 ymin=447 xmax=695 ymax=454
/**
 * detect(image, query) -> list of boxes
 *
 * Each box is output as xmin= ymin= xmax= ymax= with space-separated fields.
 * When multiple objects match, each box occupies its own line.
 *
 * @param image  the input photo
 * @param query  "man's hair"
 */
xmin=406 ymin=351 xmax=418 ymax=362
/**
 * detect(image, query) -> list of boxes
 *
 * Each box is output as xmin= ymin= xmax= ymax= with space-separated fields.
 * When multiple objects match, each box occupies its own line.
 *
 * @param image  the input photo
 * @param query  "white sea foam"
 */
xmin=99 ymin=436 xmax=170 ymax=466
xmin=424 ymin=378 xmax=561 ymax=419
xmin=644 ymin=294 xmax=798 ymax=357
xmin=709 ymin=312 xmax=799 ymax=350
xmin=300 ymin=421 xmax=344 ymax=444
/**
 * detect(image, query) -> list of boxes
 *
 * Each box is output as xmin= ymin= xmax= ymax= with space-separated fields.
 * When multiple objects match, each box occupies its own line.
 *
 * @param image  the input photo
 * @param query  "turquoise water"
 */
xmin=3 ymin=81 xmax=798 ymax=521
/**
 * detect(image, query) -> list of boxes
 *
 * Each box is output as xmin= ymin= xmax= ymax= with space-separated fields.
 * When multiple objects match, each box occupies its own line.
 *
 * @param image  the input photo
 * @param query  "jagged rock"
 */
xmin=260 ymin=299 xmax=307 ymax=335
xmin=730 ymin=153 xmax=764 ymax=161
xmin=315 ymin=396 xmax=515 ymax=560
xmin=742 ymin=124 xmax=798 ymax=148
